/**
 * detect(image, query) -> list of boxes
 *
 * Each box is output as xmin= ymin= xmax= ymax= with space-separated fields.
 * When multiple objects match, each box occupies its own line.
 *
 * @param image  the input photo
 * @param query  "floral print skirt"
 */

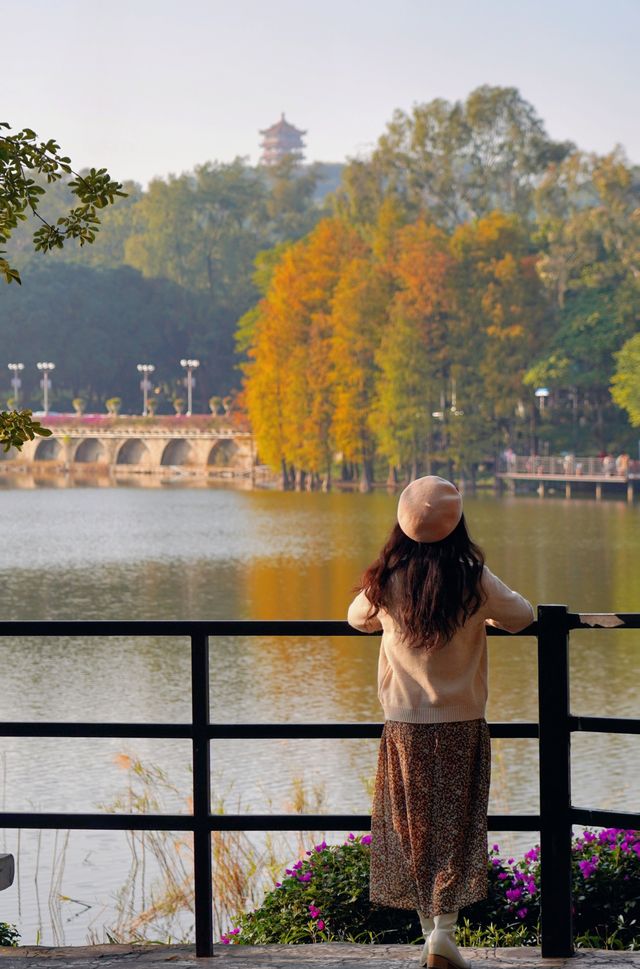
xmin=370 ymin=718 xmax=491 ymax=916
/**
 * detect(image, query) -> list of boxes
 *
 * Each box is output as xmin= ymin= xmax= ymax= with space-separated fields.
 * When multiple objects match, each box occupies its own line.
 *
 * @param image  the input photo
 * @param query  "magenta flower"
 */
xmin=524 ymin=847 xmax=539 ymax=862
xmin=492 ymin=843 xmax=500 ymax=852
xmin=317 ymin=920 xmax=325 ymax=930
xmin=506 ymin=888 xmax=522 ymax=902
xmin=220 ymin=936 xmax=230 ymax=945
xmin=348 ymin=833 xmax=355 ymax=841
xmin=516 ymin=908 xmax=528 ymax=919
xmin=293 ymin=860 xmax=303 ymax=870
xmin=498 ymin=873 xmax=508 ymax=880
xmin=275 ymin=882 xmax=282 ymax=887
xmin=309 ymin=904 xmax=321 ymax=918
xmin=229 ymin=928 xmax=240 ymax=936
xmin=298 ymin=872 xmax=312 ymax=882
xmin=361 ymin=835 xmax=372 ymax=845
xmin=314 ymin=841 xmax=327 ymax=852
xmin=578 ymin=859 xmax=598 ymax=878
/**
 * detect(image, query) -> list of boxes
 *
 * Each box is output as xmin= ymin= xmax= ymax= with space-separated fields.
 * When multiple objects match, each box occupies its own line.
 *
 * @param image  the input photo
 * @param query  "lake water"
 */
xmin=0 ymin=483 xmax=639 ymax=944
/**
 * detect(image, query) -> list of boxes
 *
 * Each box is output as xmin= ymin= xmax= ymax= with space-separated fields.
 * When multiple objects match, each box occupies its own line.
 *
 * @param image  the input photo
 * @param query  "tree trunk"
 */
xmin=359 ymin=459 xmax=373 ymax=493
xmin=295 ymin=468 xmax=306 ymax=491
xmin=386 ymin=464 xmax=398 ymax=489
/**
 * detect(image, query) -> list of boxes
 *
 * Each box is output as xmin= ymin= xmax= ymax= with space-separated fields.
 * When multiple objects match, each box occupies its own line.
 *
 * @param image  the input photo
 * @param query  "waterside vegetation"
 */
xmin=97 ymin=759 xmax=640 ymax=951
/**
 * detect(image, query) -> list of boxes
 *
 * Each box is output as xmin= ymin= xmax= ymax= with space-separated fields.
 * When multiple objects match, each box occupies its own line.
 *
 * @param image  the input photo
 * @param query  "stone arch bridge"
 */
xmin=1 ymin=422 xmax=256 ymax=477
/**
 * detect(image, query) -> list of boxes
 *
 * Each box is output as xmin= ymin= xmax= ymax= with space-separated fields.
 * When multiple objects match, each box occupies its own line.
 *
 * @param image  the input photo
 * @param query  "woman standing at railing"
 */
xmin=348 ymin=476 xmax=533 ymax=969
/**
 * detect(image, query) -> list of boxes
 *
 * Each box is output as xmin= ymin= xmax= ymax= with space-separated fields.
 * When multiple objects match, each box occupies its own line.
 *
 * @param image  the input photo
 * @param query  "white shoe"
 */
xmin=417 ymin=911 xmax=435 ymax=966
xmin=427 ymin=911 xmax=470 ymax=969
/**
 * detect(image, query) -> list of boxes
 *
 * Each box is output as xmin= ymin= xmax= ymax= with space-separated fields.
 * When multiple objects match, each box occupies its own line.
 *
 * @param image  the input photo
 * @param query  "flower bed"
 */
xmin=221 ymin=828 xmax=640 ymax=949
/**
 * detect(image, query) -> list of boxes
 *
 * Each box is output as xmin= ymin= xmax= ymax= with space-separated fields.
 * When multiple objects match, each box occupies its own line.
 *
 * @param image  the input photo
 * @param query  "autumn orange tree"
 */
xmin=371 ymin=220 xmax=453 ymax=481
xmin=447 ymin=212 xmax=552 ymax=472
xmin=330 ymin=255 xmax=390 ymax=489
xmin=243 ymin=218 xmax=362 ymax=488
xmin=243 ymin=210 xmax=555 ymax=487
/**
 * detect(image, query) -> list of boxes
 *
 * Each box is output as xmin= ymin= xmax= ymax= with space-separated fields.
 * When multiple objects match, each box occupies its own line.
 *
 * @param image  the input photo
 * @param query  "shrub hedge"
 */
xmin=221 ymin=828 xmax=640 ymax=949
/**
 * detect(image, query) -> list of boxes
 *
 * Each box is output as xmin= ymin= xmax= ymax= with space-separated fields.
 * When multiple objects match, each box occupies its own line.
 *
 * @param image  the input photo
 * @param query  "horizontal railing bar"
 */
xmin=0 ymin=812 xmax=195 ymax=831
xmin=0 ymin=620 xmax=362 ymax=637
xmin=571 ymin=807 xmax=640 ymax=828
xmin=180 ymin=813 xmax=543 ymax=832
xmin=569 ymin=715 xmax=640 ymax=735
xmin=0 ymin=811 xmax=541 ymax=832
xmin=0 ymin=619 xmax=537 ymax=637
xmin=1 ymin=615 xmax=639 ymax=637
xmin=0 ymin=722 xmax=192 ymax=738
xmin=208 ymin=722 xmax=539 ymax=739
xmin=0 ymin=721 xmax=540 ymax=740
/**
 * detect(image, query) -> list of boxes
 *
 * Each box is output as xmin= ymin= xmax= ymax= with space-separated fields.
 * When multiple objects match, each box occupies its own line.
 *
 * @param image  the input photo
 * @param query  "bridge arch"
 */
xmin=34 ymin=438 xmax=63 ymax=461
xmin=74 ymin=438 xmax=106 ymax=463
xmin=161 ymin=439 xmax=193 ymax=466
xmin=207 ymin=439 xmax=238 ymax=467
xmin=116 ymin=439 xmax=150 ymax=466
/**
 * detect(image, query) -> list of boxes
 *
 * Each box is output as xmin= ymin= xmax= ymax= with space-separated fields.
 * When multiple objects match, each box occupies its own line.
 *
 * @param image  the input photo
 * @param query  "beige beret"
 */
xmin=397 ymin=475 xmax=463 ymax=543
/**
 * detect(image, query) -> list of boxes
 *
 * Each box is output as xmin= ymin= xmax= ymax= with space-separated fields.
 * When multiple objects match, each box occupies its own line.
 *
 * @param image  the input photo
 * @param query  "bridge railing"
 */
xmin=497 ymin=455 xmax=639 ymax=478
xmin=0 ymin=611 xmax=639 ymax=957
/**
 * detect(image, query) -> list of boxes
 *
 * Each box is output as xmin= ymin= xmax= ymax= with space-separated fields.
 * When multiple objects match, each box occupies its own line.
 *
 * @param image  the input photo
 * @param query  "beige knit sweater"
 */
xmin=347 ymin=566 xmax=534 ymax=723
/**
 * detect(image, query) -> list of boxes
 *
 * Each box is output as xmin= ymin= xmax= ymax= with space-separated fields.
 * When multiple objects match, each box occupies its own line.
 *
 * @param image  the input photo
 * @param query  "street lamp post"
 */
xmin=180 ymin=359 xmax=200 ymax=416
xmin=137 ymin=364 xmax=156 ymax=416
xmin=36 ymin=362 xmax=56 ymax=415
xmin=7 ymin=363 xmax=24 ymax=406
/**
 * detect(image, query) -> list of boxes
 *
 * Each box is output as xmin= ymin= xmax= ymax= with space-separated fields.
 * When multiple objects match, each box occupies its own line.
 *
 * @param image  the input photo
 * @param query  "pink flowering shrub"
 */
xmin=220 ymin=833 xmax=421 ymax=945
xmin=220 ymin=828 xmax=640 ymax=947
xmin=465 ymin=828 xmax=640 ymax=947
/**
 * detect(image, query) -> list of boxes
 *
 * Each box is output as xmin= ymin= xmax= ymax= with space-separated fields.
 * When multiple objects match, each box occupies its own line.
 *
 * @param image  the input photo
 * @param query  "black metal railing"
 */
xmin=0 ymin=608 xmax=639 ymax=957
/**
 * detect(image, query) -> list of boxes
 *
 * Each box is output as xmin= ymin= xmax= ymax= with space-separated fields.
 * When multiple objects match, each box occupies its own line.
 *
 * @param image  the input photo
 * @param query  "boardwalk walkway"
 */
xmin=496 ymin=455 xmax=639 ymax=500
xmin=2 ymin=946 xmax=640 ymax=969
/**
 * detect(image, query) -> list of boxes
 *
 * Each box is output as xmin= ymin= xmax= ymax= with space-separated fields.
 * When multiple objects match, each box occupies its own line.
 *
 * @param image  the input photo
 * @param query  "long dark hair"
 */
xmin=360 ymin=514 xmax=485 ymax=650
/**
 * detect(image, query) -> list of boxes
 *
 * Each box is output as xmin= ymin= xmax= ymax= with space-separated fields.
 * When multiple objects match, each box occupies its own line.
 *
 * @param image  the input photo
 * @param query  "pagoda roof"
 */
xmin=259 ymin=113 xmax=306 ymax=137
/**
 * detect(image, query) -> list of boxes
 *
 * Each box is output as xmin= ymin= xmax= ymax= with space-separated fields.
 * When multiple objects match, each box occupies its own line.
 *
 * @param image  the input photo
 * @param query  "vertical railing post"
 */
xmin=191 ymin=632 xmax=213 ymax=956
xmin=537 ymin=604 xmax=573 ymax=957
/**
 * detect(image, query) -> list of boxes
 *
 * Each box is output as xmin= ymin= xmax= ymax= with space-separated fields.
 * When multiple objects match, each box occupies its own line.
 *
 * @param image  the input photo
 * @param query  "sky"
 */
xmin=6 ymin=0 xmax=640 ymax=186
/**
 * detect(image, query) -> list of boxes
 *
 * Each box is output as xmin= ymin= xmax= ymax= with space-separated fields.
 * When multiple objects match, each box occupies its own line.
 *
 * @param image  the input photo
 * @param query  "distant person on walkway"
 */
xmin=615 ymin=453 xmax=629 ymax=476
xmin=348 ymin=476 xmax=533 ymax=969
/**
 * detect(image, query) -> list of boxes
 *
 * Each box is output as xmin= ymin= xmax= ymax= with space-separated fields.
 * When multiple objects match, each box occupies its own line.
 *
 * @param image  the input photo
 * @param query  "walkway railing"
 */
xmin=0 ymin=611 xmax=639 ymax=958
xmin=497 ymin=455 xmax=639 ymax=478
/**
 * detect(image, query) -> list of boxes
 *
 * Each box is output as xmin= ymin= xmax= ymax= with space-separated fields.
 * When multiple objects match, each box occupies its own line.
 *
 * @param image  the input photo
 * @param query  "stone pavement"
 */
xmin=1 ymin=946 xmax=640 ymax=969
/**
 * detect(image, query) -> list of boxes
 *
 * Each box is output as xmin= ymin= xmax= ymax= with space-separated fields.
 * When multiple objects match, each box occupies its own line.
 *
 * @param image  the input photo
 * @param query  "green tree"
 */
xmin=0 ymin=263 xmax=192 ymax=412
xmin=530 ymin=149 xmax=640 ymax=448
xmin=0 ymin=121 xmax=125 ymax=447
xmin=346 ymin=86 xmax=573 ymax=228
xmin=0 ymin=122 xmax=126 ymax=284
xmin=611 ymin=333 xmax=640 ymax=426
